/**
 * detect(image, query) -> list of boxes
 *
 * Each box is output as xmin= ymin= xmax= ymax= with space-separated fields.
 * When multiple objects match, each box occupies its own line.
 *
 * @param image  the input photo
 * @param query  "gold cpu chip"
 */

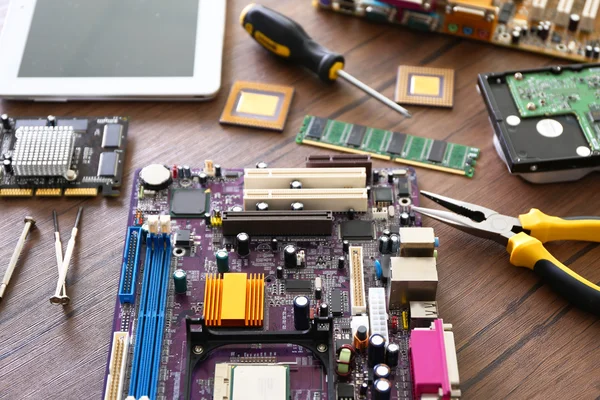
xmin=220 ymin=81 xmax=295 ymax=131
xmin=395 ymin=66 xmax=455 ymax=108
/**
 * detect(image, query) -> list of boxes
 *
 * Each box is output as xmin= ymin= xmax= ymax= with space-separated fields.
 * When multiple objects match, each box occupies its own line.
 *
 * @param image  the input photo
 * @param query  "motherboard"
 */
xmin=316 ymin=0 xmax=600 ymax=63
xmin=0 ymin=115 xmax=128 ymax=197
xmin=103 ymin=156 xmax=460 ymax=400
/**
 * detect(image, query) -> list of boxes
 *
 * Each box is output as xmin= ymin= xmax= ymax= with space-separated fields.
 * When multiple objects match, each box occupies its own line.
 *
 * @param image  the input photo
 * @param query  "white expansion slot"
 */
xmin=104 ymin=332 xmax=130 ymax=400
xmin=530 ymin=0 xmax=547 ymax=20
xmin=556 ymin=0 xmax=574 ymax=26
xmin=243 ymin=188 xmax=368 ymax=211
xmin=244 ymin=167 xmax=367 ymax=189
xmin=582 ymin=0 xmax=600 ymax=31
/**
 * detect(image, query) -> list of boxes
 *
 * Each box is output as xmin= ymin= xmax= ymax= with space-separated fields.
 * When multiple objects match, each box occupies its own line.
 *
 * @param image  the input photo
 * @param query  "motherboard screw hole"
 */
xmin=317 ymin=344 xmax=327 ymax=353
xmin=193 ymin=345 xmax=204 ymax=355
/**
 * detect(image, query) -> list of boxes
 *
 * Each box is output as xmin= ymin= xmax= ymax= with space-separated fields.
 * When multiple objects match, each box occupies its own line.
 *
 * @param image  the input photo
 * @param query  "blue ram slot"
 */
xmin=128 ymin=233 xmax=172 ymax=400
xmin=118 ymin=226 xmax=142 ymax=303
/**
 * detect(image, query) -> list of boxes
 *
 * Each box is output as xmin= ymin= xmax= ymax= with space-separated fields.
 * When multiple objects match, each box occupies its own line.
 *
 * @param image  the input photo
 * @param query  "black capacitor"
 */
xmin=409 ymin=211 xmax=416 ymax=224
xmin=3 ymin=158 xmax=12 ymax=174
xmin=215 ymin=164 xmax=222 ymax=177
xmin=47 ymin=115 xmax=57 ymax=127
xmin=284 ymin=245 xmax=297 ymax=268
xmin=348 ymin=208 xmax=355 ymax=220
xmin=293 ymin=296 xmax=310 ymax=330
xmin=357 ymin=325 xmax=368 ymax=341
xmin=373 ymin=364 xmax=391 ymax=380
xmin=511 ymin=30 xmax=520 ymax=45
xmin=256 ymin=202 xmax=269 ymax=211
xmin=0 ymin=114 xmax=9 ymax=129
xmin=319 ymin=302 xmax=329 ymax=317
xmin=373 ymin=378 xmax=392 ymax=400
xmin=315 ymin=287 xmax=322 ymax=300
xmin=400 ymin=212 xmax=410 ymax=226
xmin=177 ymin=165 xmax=184 ymax=178
xmin=290 ymin=180 xmax=302 ymax=189
xmin=271 ymin=238 xmax=278 ymax=251
xmin=586 ymin=45 xmax=594 ymax=58
xmin=198 ymin=172 xmax=208 ymax=185
xmin=366 ymin=186 xmax=371 ymax=197
xmin=231 ymin=205 xmax=243 ymax=212
xmin=378 ymin=236 xmax=391 ymax=254
xmin=387 ymin=172 xmax=394 ymax=183
xmin=236 ymin=232 xmax=250 ymax=257
xmin=385 ymin=343 xmax=400 ymax=367
xmin=276 ymin=265 xmax=284 ymax=279
xmin=372 ymin=170 xmax=380 ymax=182
xmin=204 ymin=212 xmax=211 ymax=226
xmin=343 ymin=240 xmax=350 ymax=253
xmin=390 ymin=234 xmax=400 ymax=254
xmin=540 ymin=25 xmax=550 ymax=40
xmin=594 ymin=47 xmax=600 ymax=59
xmin=291 ymin=202 xmax=304 ymax=211
xmin=368 ymin=334 xmax=386 ymax=366
xmin=360 ymin=382 xmax=368 ymax=395
xmin=569 ymin=14 xmax=580 ymax=32
xmin=382 ymin=229 xmax=391 ymax=237
xmin=337 ymin=256 xmax=345 ymax=269
xmin=182 ymin=165 xmax=191 ymax=179
xmin=256 ymin=161 xmax=268 ymax=169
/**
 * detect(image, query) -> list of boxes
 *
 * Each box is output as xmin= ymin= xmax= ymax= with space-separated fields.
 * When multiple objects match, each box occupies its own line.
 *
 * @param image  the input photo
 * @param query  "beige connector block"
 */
xmin=389 ymin=257 xmax=438 ymax=308
xmin=399 ymin=227 xmax=435 ymax=257
xmin=244 ymin=167 xmax=367 ymax=189
xmin=243 ymin=188 xmax=368 ymax=211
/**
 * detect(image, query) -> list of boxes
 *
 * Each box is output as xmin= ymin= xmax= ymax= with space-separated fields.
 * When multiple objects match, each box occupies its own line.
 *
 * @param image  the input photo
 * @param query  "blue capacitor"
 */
xmin=375 ymin=260 xmax=383 ymax=279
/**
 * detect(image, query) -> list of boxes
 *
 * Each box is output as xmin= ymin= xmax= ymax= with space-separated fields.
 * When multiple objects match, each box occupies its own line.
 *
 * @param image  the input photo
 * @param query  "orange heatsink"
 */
xmin=203 ymin=273 xmax=264 ymax=327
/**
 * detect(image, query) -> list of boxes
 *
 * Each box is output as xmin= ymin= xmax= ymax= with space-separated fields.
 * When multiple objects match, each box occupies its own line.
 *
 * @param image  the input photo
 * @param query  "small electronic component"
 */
xmin=331 ymin=288 xmax=344 ymax=316
xmin=397 ymin=175 xmax=410 ymax=198
xmin=389 ymin=257 xmax=438 ymax=308
xmin=203 ymin=273 xmax=265 ymax=327
xmin=337 ymin=383 xmax=355 ymax=399
xmin=170 ymin=189 xmax=210 ymax=218
xmin=0 ymin=116 xmax=128 ymax=197
xmin=293 ymin=295 xmax=311 ymax=330
xmin=349 ymin=246 xmax=366 ymax=314
xmin=373 ymin=187 xmax=393 ymax=206
xmin=219 ymin=81 xmax=295 ymax=131
xmin=297 ymin=115 xmax=480 ymax=177
xmin=173 ymin=269 xmax=187 ymax=294
xmin=395 ymin=66 xmax=455 ymax=108
xmin=286 ymin=279 xmax=312 ymax=292
xmin=368 ymin=334 xmax=386 ymax=366
xmin=400 ymin=227 xmax=436 ymax=257
xmin=410 ymin=319 xmax=461 ymax=399
xmin=140 ymin=164 xmax=172 ymax=191
xmin=340 ymin=220 xmax=373 ymax=240
xmin=410 ymin=301 xmax=439 ymax=328
xmin=174 ymin=230 xmax=192 ymax=248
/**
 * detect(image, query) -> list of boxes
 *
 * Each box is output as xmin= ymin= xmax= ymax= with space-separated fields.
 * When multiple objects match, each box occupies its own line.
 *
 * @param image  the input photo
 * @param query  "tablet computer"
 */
xmin=0 ymin=0 xmax=226 ymax=101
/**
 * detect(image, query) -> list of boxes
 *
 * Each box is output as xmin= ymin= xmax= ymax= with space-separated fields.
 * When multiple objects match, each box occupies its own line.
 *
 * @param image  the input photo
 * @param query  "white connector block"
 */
xmin=410 ymin=300 xmax=439 ymax=328
xmin=369 ymin=287 xmax=389 ymax=342
xmin=530 ymin=0 xmax=547 ymax=20
xmin=555 ymin=0 xmax=574 ymax=26
xmin=244 ymin=167 xmax=367 ymax=189
xmin=389 ymin=257 xmax=438 ymax=308
xmin=372 ymin=207 xmax=388 ymax=219
xmin=243 ymin=188 xmax=368 ymax=212
xmin=349 ymin=246 xmax=367 ymax=315
xmin=104 ymin=332 xmax=130 ymax=400
xmin=582 ymin=0 xmax=600 ymax=31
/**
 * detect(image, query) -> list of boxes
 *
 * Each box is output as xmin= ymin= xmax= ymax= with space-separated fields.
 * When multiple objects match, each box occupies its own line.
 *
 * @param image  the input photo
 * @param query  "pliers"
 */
xmin=412 ymin=190 xmax=600 ymax=316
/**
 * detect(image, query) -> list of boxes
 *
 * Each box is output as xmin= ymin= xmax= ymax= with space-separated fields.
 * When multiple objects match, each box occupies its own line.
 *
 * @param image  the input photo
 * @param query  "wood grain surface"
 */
xmin=0 ymin=1 xmax=599 ymax=399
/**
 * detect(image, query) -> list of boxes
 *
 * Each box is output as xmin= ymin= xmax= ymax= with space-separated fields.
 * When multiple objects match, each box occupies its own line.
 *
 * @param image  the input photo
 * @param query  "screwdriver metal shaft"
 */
xmin=0 ymin=217 xmax=36 ymax=301
xmin=53 ymin=210 xmax=67 ymax=298
xmin=336 ymin=70 xmax=412 ymax=118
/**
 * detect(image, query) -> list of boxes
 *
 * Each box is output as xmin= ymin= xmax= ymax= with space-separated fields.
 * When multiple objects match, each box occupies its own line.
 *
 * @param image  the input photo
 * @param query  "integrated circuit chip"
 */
xmin=220 ymin=81 xmax=295 ymax=131
xmin=397 ymin=176 xmax=410 ymax=197
xmin=346 ymin=124 xmax=366 ymax=147
xmin=331 ymin=288 xmax=344 ymax=316
xmin=337 ymin=383 xmax=355 ymax=399
xmin=341 ymin=220 xmax=374 ymax=240
xmin=387 ymin=132 xmax=407 ymax=155
xmin=97 ymin=152 xmax=119 ymax=177
xmin=427 ymin=140 xmax=447 ymax=163
xmin=285 ymin=279 xmax=312 ymax=292
xmin=231 ymin=365 xmax=289 ymax=400
xmin=170 ymin=189 xmax=209 ymax=218
xmin=102 ymin=124 xmax=123 ymax=148
xmin=395 ymin=66 xmax=455 ymax=108
xmin=373 ymin=187 xmax=393 ymax=205
xmin=306 ymin=116 xmax=328 ymax=139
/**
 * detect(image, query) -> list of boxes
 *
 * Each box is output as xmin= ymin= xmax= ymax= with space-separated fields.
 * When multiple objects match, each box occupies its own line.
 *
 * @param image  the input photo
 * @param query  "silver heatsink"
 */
xmin=12 ymin=126 xmax=75 ymax=177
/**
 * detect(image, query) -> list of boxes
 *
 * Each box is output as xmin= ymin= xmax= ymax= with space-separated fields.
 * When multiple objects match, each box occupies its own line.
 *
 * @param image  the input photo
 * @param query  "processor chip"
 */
xmin=395 ymin=66 xmax=455 ymax=108
xmin=220 ymin=81 xmax=295 ymax=131
xmin=170 ymin=189 xmax=209 ymax=218
xmin=230 ymin=365 xmax=289 ymax=400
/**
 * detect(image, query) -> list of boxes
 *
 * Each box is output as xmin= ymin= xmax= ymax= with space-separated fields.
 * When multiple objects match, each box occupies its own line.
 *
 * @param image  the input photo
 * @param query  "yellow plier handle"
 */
xmin=508 ymin=209 xmax=600 ymax=315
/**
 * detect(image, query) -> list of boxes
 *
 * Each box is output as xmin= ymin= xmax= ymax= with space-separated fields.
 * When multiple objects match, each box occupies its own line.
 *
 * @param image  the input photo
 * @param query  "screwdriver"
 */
xmin=240 ymin=4 xmax=412 ymax=118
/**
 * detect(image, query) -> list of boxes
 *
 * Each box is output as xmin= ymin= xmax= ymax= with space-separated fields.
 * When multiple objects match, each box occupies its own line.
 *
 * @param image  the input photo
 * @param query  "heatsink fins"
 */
xmin=103 ymin=332 xmax=129 ymax=400
xmin=204 ymin=273 xmax=265 ymax=327
xmin=12 ymin=126 xmax=75 ymax=177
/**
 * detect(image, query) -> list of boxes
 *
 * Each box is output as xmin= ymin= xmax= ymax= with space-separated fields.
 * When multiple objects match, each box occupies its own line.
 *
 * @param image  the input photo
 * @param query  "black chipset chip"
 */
xmin=341 ymin=220 xmax=373 ymax=240
xmin=428 ymin=140 xmax=447 ymax=163
xmin=373 ymin=187 xmax=393 ymax=204
xmin=170 ymin=189 xmax=209 ymax=218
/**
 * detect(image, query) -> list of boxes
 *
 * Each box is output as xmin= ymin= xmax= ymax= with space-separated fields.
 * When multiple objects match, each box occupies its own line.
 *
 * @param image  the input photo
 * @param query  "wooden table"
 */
xmin=1 ymin=1 xmax=599 ymax=399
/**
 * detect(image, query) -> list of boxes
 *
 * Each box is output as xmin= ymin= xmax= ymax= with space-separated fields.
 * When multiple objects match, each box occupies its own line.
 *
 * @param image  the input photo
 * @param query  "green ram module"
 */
xmin=506 ymin=68 xmax=600 ymax=151
xmin=296 ymin=115 xmax=480 ymax=177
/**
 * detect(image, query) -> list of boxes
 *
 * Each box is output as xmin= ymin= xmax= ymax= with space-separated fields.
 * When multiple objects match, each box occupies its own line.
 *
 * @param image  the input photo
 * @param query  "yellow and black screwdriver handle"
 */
xmin=240 ymin=3 xmax=345 ymax=82
xmin=507 ymin=209 xmax=600 ymax=315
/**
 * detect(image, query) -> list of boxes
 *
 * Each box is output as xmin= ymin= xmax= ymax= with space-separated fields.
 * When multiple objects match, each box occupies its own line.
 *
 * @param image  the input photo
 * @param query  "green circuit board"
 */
xmin=296 ymin=115 xmax=480 ymax=177
xmin=507 ymin=67 xmax=600 ymax=151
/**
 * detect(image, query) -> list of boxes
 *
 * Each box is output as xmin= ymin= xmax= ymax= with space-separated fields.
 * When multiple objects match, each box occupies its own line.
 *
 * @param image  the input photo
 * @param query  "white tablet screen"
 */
xmin=18 ymin=0 xmax=199 ymax=77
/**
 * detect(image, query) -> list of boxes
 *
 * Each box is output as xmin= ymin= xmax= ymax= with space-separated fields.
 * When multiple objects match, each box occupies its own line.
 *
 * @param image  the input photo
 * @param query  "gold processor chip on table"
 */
xmin=395 ymin=66 xmax=455 ymax=108
xmin=220 ymin=81 xmax=295 ymax=131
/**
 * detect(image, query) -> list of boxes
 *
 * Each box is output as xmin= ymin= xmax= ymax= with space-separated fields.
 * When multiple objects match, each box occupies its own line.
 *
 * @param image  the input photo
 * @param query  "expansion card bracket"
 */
xmin=185 ymin=317 xmax=335 ymax=400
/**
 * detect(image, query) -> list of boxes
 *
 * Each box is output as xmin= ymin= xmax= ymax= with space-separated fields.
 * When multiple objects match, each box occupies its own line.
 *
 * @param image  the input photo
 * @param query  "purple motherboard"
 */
xmin=102 ymin=160 xmax=440 ymax=400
